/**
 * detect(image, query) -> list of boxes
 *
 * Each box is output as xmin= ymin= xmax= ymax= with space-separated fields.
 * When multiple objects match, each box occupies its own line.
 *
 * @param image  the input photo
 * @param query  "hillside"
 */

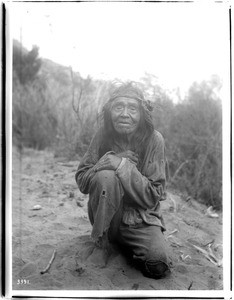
xmin=12 ymin=147 xmax=223 ymax=292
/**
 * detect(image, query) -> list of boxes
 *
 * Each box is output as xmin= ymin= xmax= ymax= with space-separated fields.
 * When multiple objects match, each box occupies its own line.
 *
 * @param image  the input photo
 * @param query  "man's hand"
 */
xmin=94 ymin=154 xmax=122 ymax=172
xmin=116 ymin=150 xmax=138 ymax=164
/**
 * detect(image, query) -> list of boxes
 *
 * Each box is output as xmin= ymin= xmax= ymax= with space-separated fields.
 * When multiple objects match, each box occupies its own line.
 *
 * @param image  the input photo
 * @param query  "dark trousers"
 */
xmin=88 ymin=170 xmax=170 ymax=278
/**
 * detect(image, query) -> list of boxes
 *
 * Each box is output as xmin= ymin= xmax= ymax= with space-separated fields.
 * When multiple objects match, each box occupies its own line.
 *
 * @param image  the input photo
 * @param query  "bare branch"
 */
xmin=40 ymin=250 xmax=56 ymax=274
xmin=70 ymin=67 xmax=84 ymax=128
xmin=171 ymin=160 xmax=195 ymax=182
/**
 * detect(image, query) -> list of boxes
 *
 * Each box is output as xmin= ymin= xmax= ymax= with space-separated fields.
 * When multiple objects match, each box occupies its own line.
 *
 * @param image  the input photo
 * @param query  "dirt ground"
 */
xmin=12 ymin=147 xmax=223 ymax=291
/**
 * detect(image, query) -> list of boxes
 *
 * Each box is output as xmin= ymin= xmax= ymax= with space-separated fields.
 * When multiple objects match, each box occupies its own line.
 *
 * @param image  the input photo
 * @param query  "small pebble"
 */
xmin=75 ymin=266 xmax=85 ymax=275
xmin=69 ymin=191 xmax=75 ymax=198
xmin=32 ymin=205 xmax=42 ymax=210
xmin=76 ymin=200 xmax=84 ymax=207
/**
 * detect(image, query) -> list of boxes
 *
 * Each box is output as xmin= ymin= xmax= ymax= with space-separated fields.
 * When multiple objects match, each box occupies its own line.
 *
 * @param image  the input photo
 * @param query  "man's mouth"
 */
xmin=118 ymin=121 xmax=132 ymax=125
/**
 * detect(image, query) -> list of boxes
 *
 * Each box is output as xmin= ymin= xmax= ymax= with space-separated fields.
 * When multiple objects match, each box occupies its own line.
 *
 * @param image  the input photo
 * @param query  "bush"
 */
xmin=13 ymin=43 xmax=41 ymax=85
xmin=13 ymin=78 xmax=58 ymax=150
xmin=166 ymin=80 xmax=222 ymax=209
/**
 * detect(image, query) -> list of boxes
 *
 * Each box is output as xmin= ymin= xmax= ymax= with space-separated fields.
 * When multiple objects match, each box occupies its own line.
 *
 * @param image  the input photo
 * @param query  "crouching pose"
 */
xmin=75 ymin=82 xmax=170 ymax=279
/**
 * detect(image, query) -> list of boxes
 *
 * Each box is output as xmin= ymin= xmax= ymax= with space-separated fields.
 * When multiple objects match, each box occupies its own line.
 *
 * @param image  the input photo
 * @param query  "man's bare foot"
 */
xmin=77 ymin=233 xmax=114 ymax=268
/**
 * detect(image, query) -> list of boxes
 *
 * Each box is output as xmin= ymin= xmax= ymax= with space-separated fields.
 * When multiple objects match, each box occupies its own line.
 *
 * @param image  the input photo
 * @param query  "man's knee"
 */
xmin=144 ymin=259 xmax=170 ymax=279
xmin=133 ymin=249 xmax=169 ymax=279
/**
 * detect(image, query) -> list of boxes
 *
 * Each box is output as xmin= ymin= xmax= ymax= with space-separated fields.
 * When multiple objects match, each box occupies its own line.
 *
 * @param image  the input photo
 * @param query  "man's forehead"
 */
xmin=112 ymin=97 xmax=140 ymax=105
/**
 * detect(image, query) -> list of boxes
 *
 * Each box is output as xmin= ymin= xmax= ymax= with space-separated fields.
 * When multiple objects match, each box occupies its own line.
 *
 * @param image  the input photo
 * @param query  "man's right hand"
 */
xmin=94 ymin=154 xmax=122 ymax=172
xmin=116 ymin=150 xmax=138 ymax=164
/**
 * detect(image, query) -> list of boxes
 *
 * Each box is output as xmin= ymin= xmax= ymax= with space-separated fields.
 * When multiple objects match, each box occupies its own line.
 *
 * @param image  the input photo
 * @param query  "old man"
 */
xmin=76 ymin=82 xmax=170 ymax=279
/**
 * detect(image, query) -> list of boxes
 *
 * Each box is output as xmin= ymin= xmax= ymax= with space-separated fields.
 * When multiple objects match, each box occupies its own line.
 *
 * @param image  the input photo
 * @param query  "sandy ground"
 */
xmin=12 ymin=147 xmax=223 ymax=291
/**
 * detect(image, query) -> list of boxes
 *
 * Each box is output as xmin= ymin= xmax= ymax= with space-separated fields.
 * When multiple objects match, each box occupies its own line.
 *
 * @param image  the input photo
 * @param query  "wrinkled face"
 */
xmin=110 ymin=97 xmax=141 ymax=136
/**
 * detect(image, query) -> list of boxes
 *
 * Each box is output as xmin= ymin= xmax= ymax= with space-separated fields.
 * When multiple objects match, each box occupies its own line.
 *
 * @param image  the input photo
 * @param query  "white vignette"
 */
xmin=4 ymin=1 xmax=232 ymax=299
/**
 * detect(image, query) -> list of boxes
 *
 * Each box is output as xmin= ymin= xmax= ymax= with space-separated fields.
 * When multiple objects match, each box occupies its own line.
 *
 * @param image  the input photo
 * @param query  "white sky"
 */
xmin=8 ymin=1 xmax=230 ymax=96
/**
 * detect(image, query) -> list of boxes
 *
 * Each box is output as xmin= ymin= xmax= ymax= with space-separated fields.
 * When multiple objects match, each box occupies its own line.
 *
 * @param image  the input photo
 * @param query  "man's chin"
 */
xmin=113 ymin=123 xmax=139 ymax=136
xmin=116 ymin=128 xmax=136 ymax=135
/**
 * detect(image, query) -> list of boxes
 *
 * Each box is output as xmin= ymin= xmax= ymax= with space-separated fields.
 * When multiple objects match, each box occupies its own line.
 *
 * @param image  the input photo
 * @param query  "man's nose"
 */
xmin=121 ymin=107 xmax=129 ymax=116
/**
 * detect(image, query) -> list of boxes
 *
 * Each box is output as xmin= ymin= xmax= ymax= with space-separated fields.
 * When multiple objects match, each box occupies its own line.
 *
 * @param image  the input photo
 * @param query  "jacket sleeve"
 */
xmin=115 ymin=131 xmax=167 ymax=210
xmin=75 ymin=131 xmax=101 ymax=194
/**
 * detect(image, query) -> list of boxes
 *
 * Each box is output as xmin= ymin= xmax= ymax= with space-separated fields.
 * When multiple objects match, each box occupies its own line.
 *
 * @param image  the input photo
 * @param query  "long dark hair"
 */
xmin=98 ymin=82 xmax=154 ymax=167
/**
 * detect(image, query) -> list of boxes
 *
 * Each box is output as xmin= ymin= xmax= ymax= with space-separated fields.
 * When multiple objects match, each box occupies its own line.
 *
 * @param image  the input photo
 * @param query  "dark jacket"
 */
xmin=76 ymin=128 xmax=167 ymax=230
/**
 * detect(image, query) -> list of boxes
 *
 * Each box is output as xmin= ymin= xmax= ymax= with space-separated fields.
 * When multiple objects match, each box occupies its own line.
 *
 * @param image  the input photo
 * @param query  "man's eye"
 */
xmin=129 ymin=106 xmax=138 ymax=111
xmin=115 ymin=106 xmax=123 ymax=110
